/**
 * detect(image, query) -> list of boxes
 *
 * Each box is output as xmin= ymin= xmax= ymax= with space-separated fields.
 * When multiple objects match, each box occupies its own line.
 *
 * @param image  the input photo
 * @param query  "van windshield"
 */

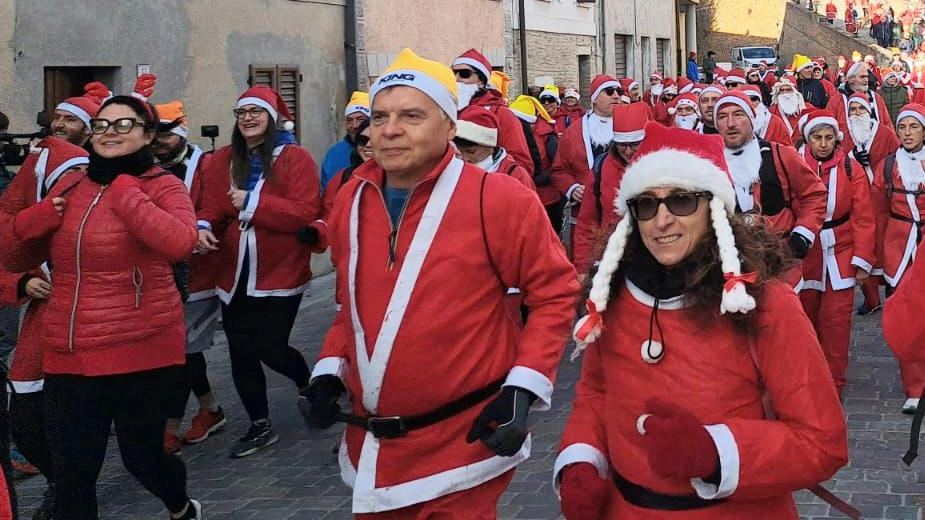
xmin=742 ymin=48 xmax=776 ymax=59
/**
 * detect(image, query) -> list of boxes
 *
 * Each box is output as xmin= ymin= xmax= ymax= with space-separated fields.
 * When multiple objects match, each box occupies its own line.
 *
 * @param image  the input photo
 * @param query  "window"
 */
xmin=248 ymin=64 xmax=302 ymax=142
xmin=578 ymin=55 xmax=592 ymax=108
xmin=742 ymin=47 xmax=777 ymax=59
xmin=44 ymin=67 xmax=119 ymax=114
xmin=656 ymin=39 xmax=670 ymax=77
xmin=614 ymin=34 xmax=631 ymax=78
xmin=641 ymin=37 xmax=651 ymax=77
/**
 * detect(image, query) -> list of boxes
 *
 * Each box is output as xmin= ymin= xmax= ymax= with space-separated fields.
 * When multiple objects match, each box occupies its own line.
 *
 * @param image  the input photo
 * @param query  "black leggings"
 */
xmin=10 ymin=390 xmax=53 ymax=481
xmin=167 ymin=353 xmax=213 ymax=419
xmin=545 ymin=200 xmax=565 ymax=235
xmin=222 ymin=288 xmax=310 ymax=422
xmin=45 ymin=366 xmax=190 ymax=519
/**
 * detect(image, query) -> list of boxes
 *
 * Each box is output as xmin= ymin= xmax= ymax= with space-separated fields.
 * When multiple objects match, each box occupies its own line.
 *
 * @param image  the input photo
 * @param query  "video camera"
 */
xmin=0 ymin=111 xmax=51 ymax=167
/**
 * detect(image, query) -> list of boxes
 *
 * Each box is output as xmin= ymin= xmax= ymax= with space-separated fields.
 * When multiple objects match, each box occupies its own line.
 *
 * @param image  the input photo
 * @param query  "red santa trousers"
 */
xmin=354 ymin=470 xmax=514 ymax=520
xmin=799 ymin=287 xmax=854 ymax=393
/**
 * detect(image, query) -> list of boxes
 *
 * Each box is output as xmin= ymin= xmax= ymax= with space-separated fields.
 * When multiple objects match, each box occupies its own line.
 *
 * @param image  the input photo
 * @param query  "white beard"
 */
xmin=724 ymin=138 xmax=762 ymax=211
xmin=651 ymin=84 xmax=663 ymax=97
xmin=776 ymin=93 xmax=803 ymax=117
xmin=587 ymin=115 xmax=614 ymax=148
xmin=753 ymin=106 xmax=771 ymax=138
xmin=848 ymin=114 xmax=874 ymax=149
xmin=897 ymin=147 xmax=925 ymax=190
xmin=673 ymin=114 xmax=699 ymax=130
xmin=456 ymin=82 xmax=480 ymax=110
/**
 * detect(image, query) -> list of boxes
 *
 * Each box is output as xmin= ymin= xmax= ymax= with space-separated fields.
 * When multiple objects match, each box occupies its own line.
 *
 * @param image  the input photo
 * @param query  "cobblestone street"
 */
xmin=14 ymin=273 xmax=925 ymax=519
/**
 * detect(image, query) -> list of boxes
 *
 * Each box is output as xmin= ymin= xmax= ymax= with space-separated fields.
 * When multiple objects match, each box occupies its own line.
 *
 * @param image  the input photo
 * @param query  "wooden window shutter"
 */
xmin=614 ymin=35 xmax=627 ymax=78
xmin=248 ymin=64 xmax=302 ymax=143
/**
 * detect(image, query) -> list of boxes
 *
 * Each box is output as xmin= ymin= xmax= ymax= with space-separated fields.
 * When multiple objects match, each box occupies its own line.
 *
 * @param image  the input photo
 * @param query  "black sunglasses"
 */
xmin=628 ymin=191 xmax=713 ymax=221
xmin=454 ymin=68 xmax=474 ymax=79
xmin=89 ymin=118 xmax=145 ymax=135
xmin=540 ymin=97 xmax=558 ymax=104
xmin=355 ymin=135 xmax=370 ymax=147
xmin=602 ymin=87 xmax=619 ymax=96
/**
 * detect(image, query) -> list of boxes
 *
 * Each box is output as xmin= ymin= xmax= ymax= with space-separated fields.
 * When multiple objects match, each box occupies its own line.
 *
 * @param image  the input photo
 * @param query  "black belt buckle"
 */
xmin=367 ymin=416 xmax=407 ymax=439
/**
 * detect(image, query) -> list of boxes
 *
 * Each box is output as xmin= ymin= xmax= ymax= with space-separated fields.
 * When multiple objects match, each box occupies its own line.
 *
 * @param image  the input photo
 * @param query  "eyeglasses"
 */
xmin=233 ymin=107 xmax=267 ymax=120
xmin=602 ymin=87 xmax=619 ymax=96
xmin=627 ymin=191 xmax=713 ymax=221
xmin=615 ymin=141 xmax=642 ymax=148
xmin=355 ymin=135 xmax=370 ymax=147
xmin=89 ymin=118 xmax=145 ymax=135
xmin=454 ymin=68 xmax=475 ymax=79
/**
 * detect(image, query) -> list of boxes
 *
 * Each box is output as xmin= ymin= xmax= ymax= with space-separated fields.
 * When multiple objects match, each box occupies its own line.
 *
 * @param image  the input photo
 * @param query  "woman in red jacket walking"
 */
xmin=197 ymin=87 xmax=321 ymax=458
xmin=1 ymin=96 xmax=202 ymax=519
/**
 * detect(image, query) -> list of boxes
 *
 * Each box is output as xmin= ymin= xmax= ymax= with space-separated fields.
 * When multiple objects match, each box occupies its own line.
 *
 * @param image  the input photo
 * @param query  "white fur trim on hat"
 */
xmin=591 ymin=80 xmax=621 ymax=102
xmin=803 ymin=116 xmax=843 ymax=142
xmin=237 ymin=97 xmax=278 ymax=121
xmin=613 ymin=129 xmax=645 ymax=142
xmin=47 ymin=157 xmax=89 ymax=188
xmin=846 ymin=62 xmax=866 ymax=78
xmin=345 ymin=104 xmax=371 ymax=118
xmin=699 ymin=86 xmax=724 ymax=99
xmin=455 ymin=120 xmax=498 ymax=147
xmin=848 ymin=96 xmax=872 ymax=112
xmin=453 ymin=57 xmax=491 ymax=83
xmin=713 ymin=96 xmax=755 ymax=123
xmin=512 ymin=110 xmax=537 ymax=124
xmin=55 ymin=102 xmax=91 ymax=129
xmin=370 ymin=68 xmax=459 ymax=122
xmin=725 ymin=74 xmax=746 ymax=84
xmin=160 ymin=120 xmax=189 ymax=138
xmin=564 ymin=88 xmax=580 ymax=100
xmin=897 ymin=108 xmax=925 ymax=128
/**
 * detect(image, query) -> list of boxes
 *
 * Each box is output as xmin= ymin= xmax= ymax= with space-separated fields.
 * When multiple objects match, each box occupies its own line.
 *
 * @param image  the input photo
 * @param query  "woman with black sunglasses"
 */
xmin=556 ymin=123 xmax=846 ymax=519
xmin=1 ymin=95 xmax=203 ymax=519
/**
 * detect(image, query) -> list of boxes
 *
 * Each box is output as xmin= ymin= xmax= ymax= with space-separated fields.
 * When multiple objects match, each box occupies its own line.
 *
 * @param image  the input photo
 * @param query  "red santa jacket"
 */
xmin=552 ymin=105 xmax=586 ymax=138
xmin=554 ymin=280 xmax=847 ymax=519
xmin=884 ymin=240 xmax=925 ymax=362
xmin=760 ymin=71 xmax=778 ymax=89
xmin=870 ymin=149 xmax=925 ymax=287
xmin=488 ymin=149 xmax=536 ymax=190
xmin=198 ymin=144 xmax=321 ymax=303
xmin=842 ymin=120 xmax=900 ymax=183
xmin=573 ymin=153 xmax=627 ymax=275
xmin=769 ymin=104 xmax=805 ymax=143
xmin=550 ymin=114 xmax=597 ymax=200
xmin=758 ymin=112 xmax=795 ymax=146
xmin=312 ymin=149 xmax=578 ymax=513
xmin=533 ymin=117 xmax=562 ymax=206
xmin=653 ymin=99 xmax=672 ymax=126
xmin=826 ymin=89 xmax=895 ymax=135
xmin=470 ymin=90 xmax=534 ymax=175
xmin=799 ymin=148 xmax=877 ymax=291
xmin=174 ymin=145 xmax=220 ymax=302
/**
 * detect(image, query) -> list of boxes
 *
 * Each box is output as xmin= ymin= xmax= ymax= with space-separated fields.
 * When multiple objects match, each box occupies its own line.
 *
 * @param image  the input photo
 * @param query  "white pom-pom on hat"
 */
xmin=281 ymin=120 xmax=295 ymax=132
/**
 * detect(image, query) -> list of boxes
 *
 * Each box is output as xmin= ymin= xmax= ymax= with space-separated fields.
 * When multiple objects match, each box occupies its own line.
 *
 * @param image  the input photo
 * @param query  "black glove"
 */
xmin=298 ymin=375 xmax=346 ymax=429
xmin=297 ymin=225 xmax=320 ymax=245
xmin=466 ymin=386 xmax=536 ymax=456
xmin=789 ymin=232 xmax=811 ymax=259
xmin=853 ymin=147 xmax=870 ymax=167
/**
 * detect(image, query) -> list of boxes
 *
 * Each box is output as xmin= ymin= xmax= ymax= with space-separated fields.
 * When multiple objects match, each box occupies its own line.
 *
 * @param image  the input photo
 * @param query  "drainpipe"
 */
xmin=519 ymin=0 xmax=529 ymax=94
xmin=675 ymin=0 xmax=683 ymax=76
xmin=600 ymin=0 xmax=607 ymax=72
xmin=345 ymin=0 xmax=359 ymax=93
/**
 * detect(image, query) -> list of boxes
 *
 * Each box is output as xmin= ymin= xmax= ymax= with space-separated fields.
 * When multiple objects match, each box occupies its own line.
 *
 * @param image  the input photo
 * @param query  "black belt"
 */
xmin=890 ymin=212 xmax=924 ymax=226
xmin=611 ymin=469 xmax=724 ymax=511
xmin=336 ymin=377 xmax=505 ymax=439
xmin=821 ymin=213 xmax=850 ymax=229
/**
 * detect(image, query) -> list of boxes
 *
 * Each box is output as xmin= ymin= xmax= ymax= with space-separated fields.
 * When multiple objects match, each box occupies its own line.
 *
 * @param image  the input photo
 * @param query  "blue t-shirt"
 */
xmin=320 ymin=138 xmax=353 ymax=192
xmin=384 ymin=184 xmax=410 ymax=227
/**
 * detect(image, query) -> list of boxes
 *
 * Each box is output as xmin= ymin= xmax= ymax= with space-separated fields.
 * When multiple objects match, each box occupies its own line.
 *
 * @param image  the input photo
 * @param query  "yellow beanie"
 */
xmin=345 ymin=91 xmax=370 ymax=117
xmin=370 ymin=48 xmax=459 ymax=120
xmin=510 ymin=95 xmax=553 ymax=124
xmin=154 ymin=100 xmax=188 ymax=138
xmin=791 ymin=54 xmax=813 ymax=73
xmin=490 ymin=71 xmax=512 ymax=102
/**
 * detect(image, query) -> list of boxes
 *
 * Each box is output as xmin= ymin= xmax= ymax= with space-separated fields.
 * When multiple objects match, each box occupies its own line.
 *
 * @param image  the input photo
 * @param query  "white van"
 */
xmin=732 ymin=46 xmax=778 ymax=69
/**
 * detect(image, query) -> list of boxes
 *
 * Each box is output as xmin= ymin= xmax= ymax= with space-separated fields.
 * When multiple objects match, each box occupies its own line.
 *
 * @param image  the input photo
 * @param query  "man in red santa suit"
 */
xmin=758 ymin=60 xmax=777 ymax=89
xmin=714 ymin=91 xmax=828 ymax=269
xmin=652 ymin=79 xmax=678 ymax=126
xmin=644 ymin=71 xmax=664 ymax=106
xmin=827 ymin=60 xmax=894 ymax=135
xmin=724 ymin=68 xmax=747 ymax=89
xmin=741 ymin=84 xmax=793 ymax=146
xmin=555 ymin=122 xmax=848 ymax=520
xmin=870 ymin=103 xmax=925 ymax=413
xmin=696 ymin=85 xmax=724 ymax=135
xmin=302 ymin=48 xmax=579 ymax=517
xmin=452 ymin=49 xmax=534 ymax=174
xmin=770 ymin=76 xmax=808 ymax=140
xmin=798 ymin=110 xmax=877 ymax=398
xmin=573 ymin=102 xmax=651 ymax=278
xmin=551 ymin=74 xmax=623 ymax=255
xmin=667 ymin=93 xmax=701 ymax=130
xmin=620 ymin=78 xmax=643 ymax=103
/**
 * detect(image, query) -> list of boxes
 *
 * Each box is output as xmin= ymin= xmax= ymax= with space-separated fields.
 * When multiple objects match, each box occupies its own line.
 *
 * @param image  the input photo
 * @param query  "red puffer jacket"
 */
xmin=1 ymin=168 xmax=198 ymax=376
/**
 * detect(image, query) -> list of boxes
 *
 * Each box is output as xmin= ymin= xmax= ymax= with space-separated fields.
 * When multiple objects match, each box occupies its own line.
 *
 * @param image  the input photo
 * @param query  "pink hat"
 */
xmin=611 ymin=102 xmax=651 ymax=142
xmin=237 ymin=86 xmax=295 ymax=131
xmin=590 ymin=74 xmax=621 ymax=102
xmin=453 ymin=48 xmax=492 ymax=84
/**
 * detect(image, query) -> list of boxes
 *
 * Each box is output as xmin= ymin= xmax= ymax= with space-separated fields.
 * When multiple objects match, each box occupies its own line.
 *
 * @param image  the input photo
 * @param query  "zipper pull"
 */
xmin=388 ymin=229 xmax=397 ymax=270
xmin=133 ymin=266 xmax=143 ymax=309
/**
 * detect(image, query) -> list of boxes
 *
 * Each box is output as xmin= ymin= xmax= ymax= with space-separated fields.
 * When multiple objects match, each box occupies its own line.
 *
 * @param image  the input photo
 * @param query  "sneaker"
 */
xmin=856 ymin=303 xmax=883 ymax=316
xmin=164 ymin=430 xmax=182 ymax=454
xmin=182 ymin=407 xmax=227 ymax=445
xmin=229 ymin=421 xmax=278 ymax=458
xmin=32 ymin=484 xmax=55 ymax=520
xmin=10 ymin=447 xmax=40 ymax=479
xmin=171 ymin=498 xmax=203 ymax=520
xmin=903 ymin=398 xmax=920 ymax=414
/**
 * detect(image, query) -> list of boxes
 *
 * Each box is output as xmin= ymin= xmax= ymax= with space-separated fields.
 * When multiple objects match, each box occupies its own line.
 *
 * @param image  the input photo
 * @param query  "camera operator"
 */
xmin=0 ymin=111 xmax=25 ymax=191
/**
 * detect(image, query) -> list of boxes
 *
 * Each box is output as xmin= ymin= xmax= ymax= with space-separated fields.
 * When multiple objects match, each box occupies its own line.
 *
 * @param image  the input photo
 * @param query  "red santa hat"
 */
xmin=846 ymin=61 xmax=866 ymax=78
xmin=759 ymin=60 xmax=769 ymax=67
xmin=801 ymin=109 xmax=843 ymax=142
xmin=649 ymin=71 xmax=664 ymax=82
xmin=237 ymin=86 xmax=296 ymax=131
xmin=690 ymin=83 xmax=706 ymax=96
xmin=661 ymin=78 xmax=678 ymax=95
xmin=883 ymin=69 xmax=905 ymax=83
xmin=563 ymin=88 xmax=580 ymax=101
xmin=847 ymin=92 xmax=872 ymax=113
xmin=740 ymin=84 xmax=763 ymax=102
xmin=667 ymin=93 xmax=700 ymax=116
xmin=772 ymin=75 xmax=797 ymax=94
xmin=896 ymin=103 xmax=925 ymax=127
xmin=55 ymin=95 xmax=101 ymax=130
xmin=455 ymin=106 xmax=499 ymax=147
xmin=572 ymin=123 xmax=755 ymax=357
xmin=699 ymin=85 xmax=725 ymax=99
xmin=620 ymin=78 xmax=640 ymax=92
xmin=713 ymin=90 xmax=756 ymax=123
xmin=590 ymin=74 xmax=621 ymax=102
xmin=612 ymin=102 xmax=651 ymax=142
xmin=677 ymin=77 xmax=695 ymax=94
xmin=864 ymin=54 xmax=876 ymax=63
xmin=726 ymin=67 xmax=747 ymax=85
xmin=453 ymin=48 xmax=492 ymax=85
xmin=33 ymin=136 xmax=90 ymax=196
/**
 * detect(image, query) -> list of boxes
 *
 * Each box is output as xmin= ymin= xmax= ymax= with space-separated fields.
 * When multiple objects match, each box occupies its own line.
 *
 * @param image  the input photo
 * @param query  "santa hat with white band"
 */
xmin=847 ymin=92 xmax=872 ymax=113
xmin=571 ymin=122 xmax=756 ymax=358
xmin=237 ymin=86 xmax=296 ymax=131
xmin=612 ymin=102 xmax=651 ymax=142
xmin=590 ymin=74 xmax=621 ymax=102
xmin=713 ymin=90 xmax=756 ymax=123
xmin=801 ymin=109 xmax=843 ymax=142
xmin=896 ymin=103 xmax=925 ymax=127
xmin=453 ymin=48 xmax=493 ymax=86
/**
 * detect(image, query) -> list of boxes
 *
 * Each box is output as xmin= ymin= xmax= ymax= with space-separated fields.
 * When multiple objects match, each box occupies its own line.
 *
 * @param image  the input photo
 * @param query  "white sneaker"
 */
xmin=903 ymin=398 xmax=919 ymax=414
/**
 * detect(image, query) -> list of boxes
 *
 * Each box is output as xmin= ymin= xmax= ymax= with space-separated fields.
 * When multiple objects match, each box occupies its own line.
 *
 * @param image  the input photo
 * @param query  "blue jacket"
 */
xmin=320 ymin=137 xmax=353 ymax=193
xmin=686 ymin=59 xmax=701 ymax=82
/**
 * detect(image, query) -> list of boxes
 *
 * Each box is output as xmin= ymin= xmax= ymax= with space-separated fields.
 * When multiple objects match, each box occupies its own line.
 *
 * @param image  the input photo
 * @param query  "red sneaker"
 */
xmin=164 ymin=430 xmax=182 ymax=454
xmin=182 ymin=407 xmax=227 ymax=444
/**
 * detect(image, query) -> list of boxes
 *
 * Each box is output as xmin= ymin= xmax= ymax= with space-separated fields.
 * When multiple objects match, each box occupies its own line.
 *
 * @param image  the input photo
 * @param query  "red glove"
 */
xmin=83 ymin=81 xmax=112 ymax=104
xmin=642 ymin=399 xmax=719 ymax=480
xmin=560 ymin=463 xmax=609 ymax=520
xmin=132 ymin=74 xmax=157 ymax=101
xmin=13 ymin=198 xmax=63 ymax=240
